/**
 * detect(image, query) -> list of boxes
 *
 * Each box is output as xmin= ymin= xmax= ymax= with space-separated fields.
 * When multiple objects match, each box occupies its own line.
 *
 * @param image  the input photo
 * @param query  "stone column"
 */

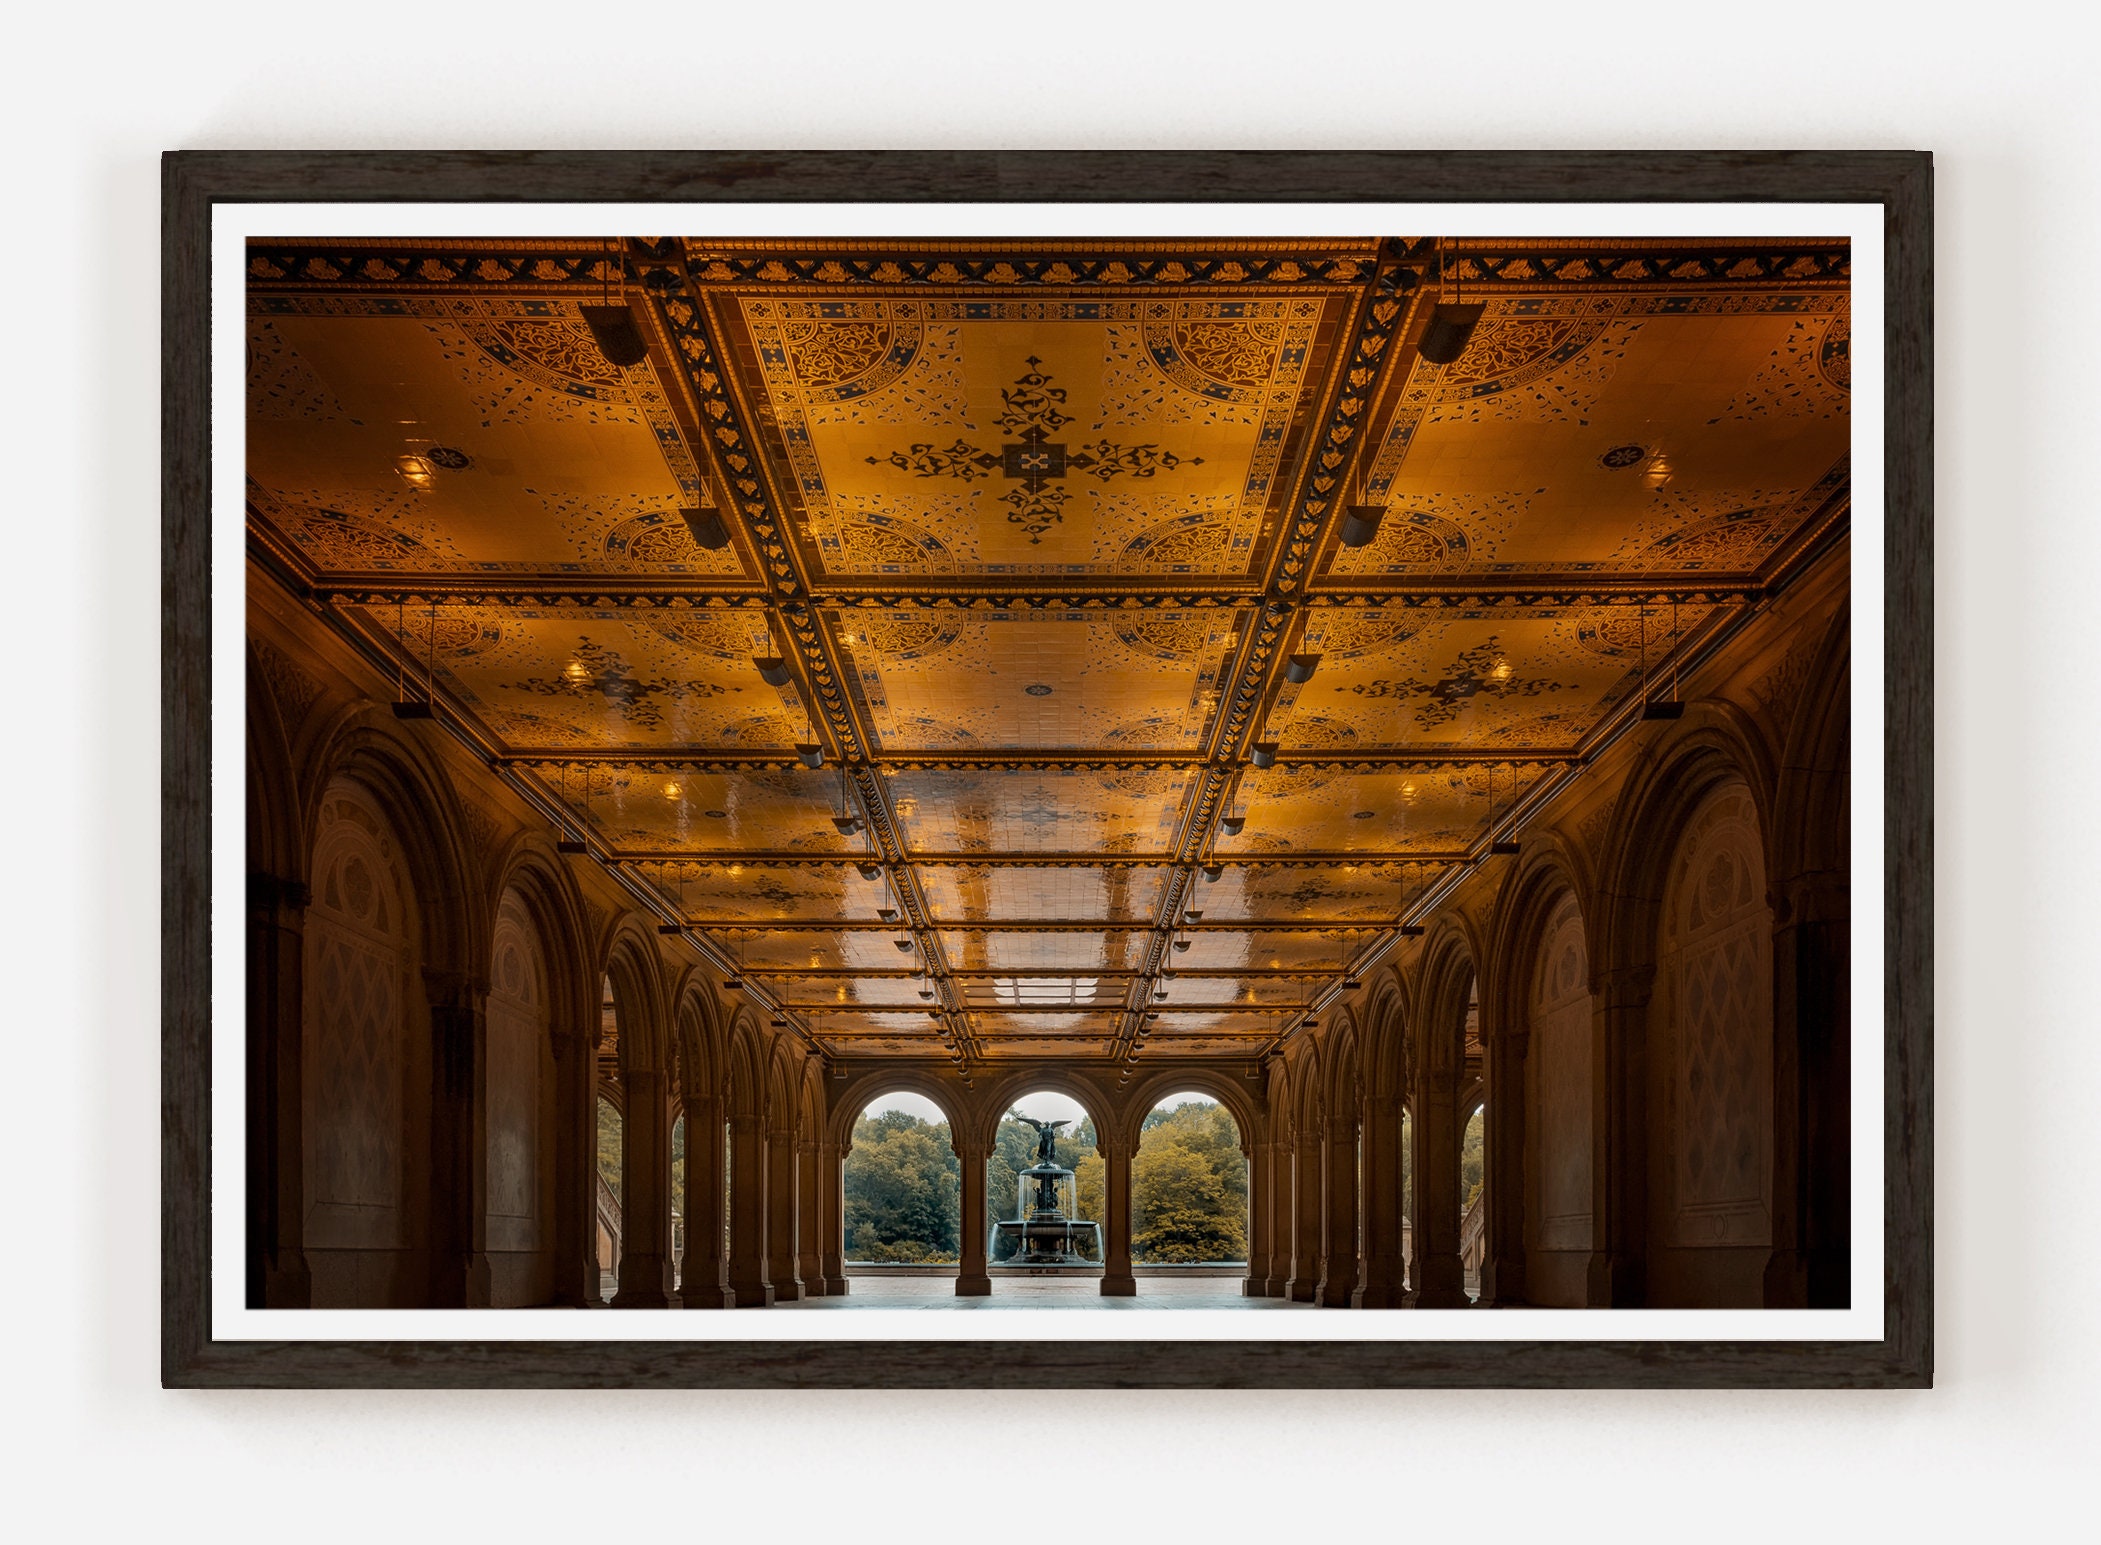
xmin=246 ymin=873 xmax=312 ymax=1308
xmin=726 ymin=1114 xmax=773 ymax=1307
xmin=819 ymin=1138 xmax=849 ymax=1295
xmin=1407 ymin=1071 xmax=1468 ymax=1307
xmin=795 ymin=1138 xmax=824 ymax=1295
xmin=425 ymin=968 xmax=493 ymax=1308
xmin=1766 ymin=875 xmax=1851 ymax=1309
xmin=764 ymin=1125 xmax=803 ymax=1301
xmin=1479 ymin=1017 xmax=1531 ymax=1308
xmin=611 ymin=1067 xmax=678 ymax=1307
xmin=679 ymin=1094 xmax=730 ymax=1308
xmin=1285 ymin=1136 xmax=1321 ymax=1302
xmin=955 ymin=1135 xmax=992 ymax=1296
xmin=549 ymin=997 xmax=601 ymax=1307
xmin=1317 ymin=1112 xmax=1360 ymax=1306
xmin=1241 ymin=1140 xmax=1273 ymax=1298
xmin=1587 ymin=964 xmax=1654 ymax=1307
xmin=1354 ymin=1095 xmax=1406 ymax=1307
xmin=1099 ymin=1133 xmax=1137 ymax=1297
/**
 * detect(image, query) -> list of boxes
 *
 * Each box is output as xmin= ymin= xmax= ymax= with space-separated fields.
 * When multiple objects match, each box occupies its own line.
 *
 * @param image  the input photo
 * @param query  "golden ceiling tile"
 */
xmin=726 ymin=296 xmax=1347 ymax=577
xmin=1193 ymin=862 xmax=1428 ymax=922
xmin=1174 ymin=929 xmax=1370 ymax=973
xmin=1217 ymin=766 xmax=1552 ymax=856
xmin=920 ymin=865 xmax=1167 ymax=924
xmin=959 ymin=977 xmax=1130 ymax=1007
xmin=247 ymin=304 xmax=747 ymax=579
xmin=970 ymin=1012 xmax=1113 ymax=1038
xmin=732 ymin=932 xmax=916 ymax=972
xmin=889 ymin=768 xmax=1191 ymax=855
xmin=937 ymin=930 xmax=1147 ymax=974
xmin=777 ymin=977 xmax=930 ymax=1008
xmin=351 ymin=606 xmax=802 ymax=750
xmin=1328 ymin=297 xmax=1848 ymax=581
xmin=834 ymin=608 xmax=1248 ymax=753
xmin=644 ymin=861 xmax=892 ymax=923
xmin=1150 ymin=976 xmax=1317 ymax=1007
xmin=978 ymin=1039 xmax=1120 ymax=1061
xmin=543 ymin=766 xmax=856 ymax=854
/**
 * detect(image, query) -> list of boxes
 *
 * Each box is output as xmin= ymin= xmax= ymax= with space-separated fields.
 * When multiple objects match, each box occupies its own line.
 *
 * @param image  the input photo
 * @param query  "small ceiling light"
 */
xmin=918 ymin=987 xmax=935 ymax=1000
xmin=1172 ymin=938 xmax=1191 ymax=953
xmin=856 ymin=861 xmax=882 ymax=880
xmin=1154 ymin=985 xmax=1170 ymax=1000
xmin=1417 ymin=302 xmax=1485 ymax=365
xmin=662 ymin=781 xmax=682 ymax=800
xmin=1184 ymin=909 xmax=1203 ymax=923
xmin=682 ymin=507 xmax=731 ymax=551
xmin=1490 ymin=838 xmax=1522 ymax=856
xmin=723 ymin=976 xmax=743 ymax=991
xmin=657 ymin=923 xmax=683 ymax=936
xmin=1642 ymin=698 xmax=1686 ymax=721
xmin=754 ymin=656 xmax=793 ymax=687
xmin=894 ymin=938 xmax=915 ymax=953
xmin=1400 ymin=924 xmax=1426 ymax=938
xmin=580 ymin=303 xmax=650 ymax=368
xmin=1250 ymin=742 xmax=1280 ymax=769
xmin=556 ymin=836 xmax=587 ymax=855
xmin=772 ymin=1015 xmax=788 ymax=1028
xmin=877 ymin=907 xmax=899 ymax=923
xmin=391 ymin=699 xmax=433 ymax=721
xmin=1284 ymin=653 xmax=1322 ymax=685
xmin=1220 ymin=816 xmax=1246 ymax=837
xmin=1343 ymin=976 xmax=1363 ymax=990
xmin=1338 ymin=504 xmax=1386 ymax=548
xmin=832 ymin=815 xmax=862 ymax=837
xmin=796 ymin=743 xmax=826 ymax=770
xmin=394 ymin=454 xmax=436 ymax=492
xmin=1201 ymin=864 xmax=1224 ymax=883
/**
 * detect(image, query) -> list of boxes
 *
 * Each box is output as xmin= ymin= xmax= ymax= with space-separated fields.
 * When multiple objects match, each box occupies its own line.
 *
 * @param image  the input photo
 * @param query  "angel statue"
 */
xmin=1015 ymin=1114 xmax=1069 ymax=1165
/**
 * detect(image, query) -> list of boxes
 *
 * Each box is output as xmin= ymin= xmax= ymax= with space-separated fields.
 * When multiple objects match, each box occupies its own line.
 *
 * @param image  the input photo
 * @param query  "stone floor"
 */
xmin=775 ymin=1276 xmax=1303 ymax=1310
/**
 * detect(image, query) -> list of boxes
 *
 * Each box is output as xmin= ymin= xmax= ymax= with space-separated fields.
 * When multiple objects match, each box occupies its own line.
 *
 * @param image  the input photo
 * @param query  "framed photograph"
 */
xmin=167 ymin=150 xmax=1930 ymax=1387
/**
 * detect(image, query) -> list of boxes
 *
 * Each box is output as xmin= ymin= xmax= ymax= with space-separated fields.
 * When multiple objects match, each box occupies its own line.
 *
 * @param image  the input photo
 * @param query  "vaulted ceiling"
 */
xmin=246 ymin=234 xmax=1850 ymax=1076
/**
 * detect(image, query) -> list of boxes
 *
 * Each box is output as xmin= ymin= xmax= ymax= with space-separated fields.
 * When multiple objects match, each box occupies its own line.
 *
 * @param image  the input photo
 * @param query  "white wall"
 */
xmin=11 ymin=2 xmax=2095 ymax=1536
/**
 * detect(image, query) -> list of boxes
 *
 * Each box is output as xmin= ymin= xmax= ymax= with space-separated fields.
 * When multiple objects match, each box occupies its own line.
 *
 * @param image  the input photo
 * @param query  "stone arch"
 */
xmin=246 ymin=640 xmax=304 ymax=887
xmin=1121 ymin=1067 xmax=1262 ymax=1154
xmin=969 ymin=1067 xmax=1120 ymax=1152
xmin=1487 ymin=845 xmax=1597 ymax=1306
xmin=299 ymin=773 xmax=431 ymax=1306
xmin=668 ymin=966 xmax=725 ymax=1109
xmin=830 ymin=1069 xmax=970 ymax=1148
xmin=300 ymin=701 xmax=485 ymax=984
xmin=1359 ymin=969 xmax=1412 ymax=1103
xmin=484 ymin=880 xmax=558 ymax=1305
xmin=600 ymin=913 xmax=669 ymax=1077
xmin=1773 ymin=601 xmax=1852 ymax=893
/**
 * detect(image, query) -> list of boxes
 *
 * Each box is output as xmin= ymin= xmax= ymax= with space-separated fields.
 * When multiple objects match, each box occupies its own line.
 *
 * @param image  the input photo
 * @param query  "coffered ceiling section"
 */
xmin=247 ymin=234 xmax=1850 ymax=1071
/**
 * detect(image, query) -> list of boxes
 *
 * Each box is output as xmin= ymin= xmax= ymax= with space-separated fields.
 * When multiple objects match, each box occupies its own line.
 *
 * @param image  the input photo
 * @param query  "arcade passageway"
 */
xmin=246 ymin=233 xmax=1852 ymax=1310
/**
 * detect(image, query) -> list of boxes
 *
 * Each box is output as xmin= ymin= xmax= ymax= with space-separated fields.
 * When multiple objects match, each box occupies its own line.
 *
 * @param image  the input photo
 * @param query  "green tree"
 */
xmin=1461 ymin=1106 xmax=1485 ymax=1211
xmin=842 ymin=1110 xmax=962 ymax=1262
xmin=1130 ymin=1100 xmax=1248 ymax=1263
xmin=596 ymin=1096 xmax=622 ymax=1202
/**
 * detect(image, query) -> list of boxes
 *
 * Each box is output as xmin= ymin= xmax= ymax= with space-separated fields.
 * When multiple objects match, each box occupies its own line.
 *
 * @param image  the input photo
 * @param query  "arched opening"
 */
xmin=1399 ymin=1105 xmax=1414 ymax=1295
xmin=1526 ymin=889 xmax=1596 ymax=1306
xmin=669 ymin=1109 xmax=686 ymax=1291
xmin=300 ymin=777 xmax=429 ymax=1307
xmin=595 ymin=1088 xmax=622 ymax=1299
xmin=843 ymin=1090 xmax=961 ymax=1269
xmin=486 ymin=886 xmax=557 ymax=1306
xmin=1459 ymin=1099 xmax=1486 ymax=1302
xmin=1132 ymin=1092 xmax=1247 ymax=1267
xmin=991 ymin=1091 xmax=1101 ymax=1266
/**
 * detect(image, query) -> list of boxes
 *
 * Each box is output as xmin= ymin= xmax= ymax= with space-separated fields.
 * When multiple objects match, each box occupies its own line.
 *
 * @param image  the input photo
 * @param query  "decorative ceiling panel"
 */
xmin=642 ymin=861 xmax=894 ymax=923
xmin=543 ymin=766 xmax=857 ymax=853
xmin=719 ymin=294 xmax=1351 ymax=578
xmin=921 ymin=865 xmax=1168 ymax=924
xmin=1151 ymin=976 xmax=1319 ymax=1007
xmin=1216 ymin=765 xmax=1555 ymax=856
xmin=958 ymin=976 xmax=1131 ymax=1007
xmin=247 ymin=305 xmax=740 ymax=577
xmin=776 ymin=977 xmax=931 ymax=1008
xmin=978 ymin=1039 xmax=1122 ymax=1061
xmin=832 ymin=607 xmax=1247 ymax=752
xmin=721 ymin=930 xmax=919 ymax=973
xmin=937 ymin=930 xmax=1149 ymax=973
xmin=1325 ymin=295 xmax=1849 ymax=582
xmin=889 ymin=768 xmax=1192 ymax=854
xmin=347 ymin=606 xmax=799 ymax=750
xmin=1175 ymin=929 xmax=1376 ymax=973
xmin=1191 ymin=862 xmax=1430 ymax=923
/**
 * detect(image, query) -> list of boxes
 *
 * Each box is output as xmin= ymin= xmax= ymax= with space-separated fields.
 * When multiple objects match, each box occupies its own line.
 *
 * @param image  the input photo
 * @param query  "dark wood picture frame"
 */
xmin=165 ymin=149 xmax=1931 ymax=1388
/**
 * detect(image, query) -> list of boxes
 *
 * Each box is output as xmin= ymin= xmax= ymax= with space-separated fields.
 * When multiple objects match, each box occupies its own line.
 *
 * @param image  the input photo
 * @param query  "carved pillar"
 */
xmin=1767 ymin=875 xmax=1851 ymax=1308
xmin=726 ymin=1114 xmax=772 ymax=1307
xmin=425 ymin=968 xmax=493 ymax=1308
xmin=819 ymin=1138 xmax=849 ymax=1294
xmin=1099 ymin=1134 xmax=1136 ymax=1297
xmin=1242 ymin=1140 xmax=1273 ymax=1298
xmin=1588 ymin=963 xmax=1654 ymax=1307
xmin=1317 ymin=1112 xmax=1360 ymax=1306
xmin=1479 ymin=1017 xmax=1530 ymax=1308
xmin=1407 ymin=1069 xmax=1467 ymax=1308
xmin=955 ymin=1135 xmax=992 ymax=1296
xmin=679 ymin=1092 xmax=731 ymax=1308
xmin=1285 ymin=1135 xmax=1321 ymax=1302
xmin=1354 ymin=1095 xmax=1406 ymax=1307
xmin=796 ymin=1138 xmax=823 ymax=1294
xmin=611 ymin=1068 xmax=678 ymax=1307
xmin=550 ymin=998 xmax=600 ymax=1307
xmin=764 ymin=1125 xmax=803 ymax=1301
xmin=246 ymin=873 xmax=312 ymax=1308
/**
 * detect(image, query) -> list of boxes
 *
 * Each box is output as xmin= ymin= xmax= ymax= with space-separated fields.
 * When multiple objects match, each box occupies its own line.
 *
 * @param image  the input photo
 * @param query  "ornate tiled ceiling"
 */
xmin=247 ymin=235 xmax=1849 ymax=1071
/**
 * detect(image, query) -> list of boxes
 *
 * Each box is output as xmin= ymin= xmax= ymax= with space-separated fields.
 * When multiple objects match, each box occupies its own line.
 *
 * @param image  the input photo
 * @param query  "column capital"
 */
xmin=1592 ymin=963 xmax=1656 ymax=1009
xmin=421 ymin=967 xmax=490 ymax=1012
xmin=1775 ymin=871 xmax=1850 ymax=928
